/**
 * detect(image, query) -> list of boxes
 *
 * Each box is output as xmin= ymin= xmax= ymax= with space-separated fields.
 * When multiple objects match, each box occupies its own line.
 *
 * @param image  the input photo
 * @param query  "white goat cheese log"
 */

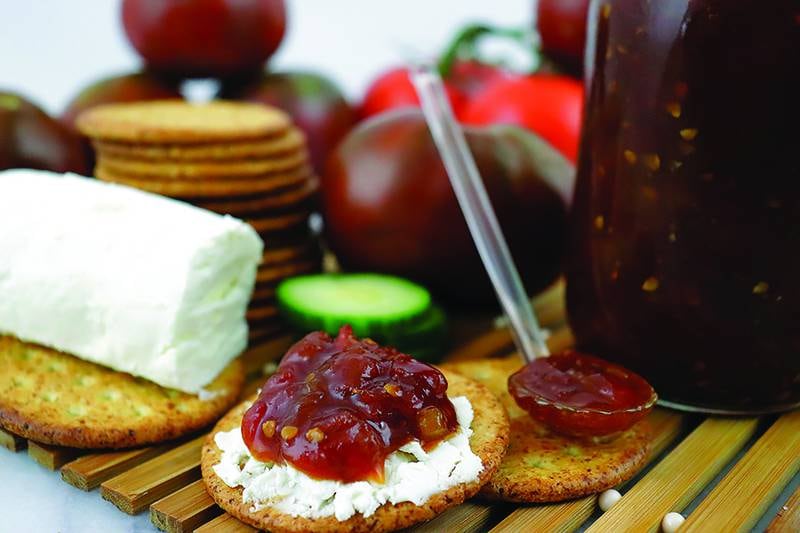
xmin=0 ymin=169 xmax=263 ymax=393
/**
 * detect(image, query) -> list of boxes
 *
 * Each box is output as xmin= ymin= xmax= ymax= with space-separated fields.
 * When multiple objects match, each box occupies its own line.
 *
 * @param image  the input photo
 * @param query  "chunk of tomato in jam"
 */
xmin=508 ymin=351 xmax=656 ymax=438
xmin=241 ymin=326 xmax=458 ymax=483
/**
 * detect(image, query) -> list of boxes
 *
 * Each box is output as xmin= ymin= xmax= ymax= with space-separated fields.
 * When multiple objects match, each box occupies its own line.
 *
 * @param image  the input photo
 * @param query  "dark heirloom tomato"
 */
xmin=536 ymin=0 xmax=590 ymax=72
xmin=121 ymin=0 xmax=286 ymax=77
xmin=0 ymin=92 xmax=88 ymax=175
xmin=322 ymin=109 xmax=574 ymax=307
xmin=241 ymin=326 xmax=457 ymax=482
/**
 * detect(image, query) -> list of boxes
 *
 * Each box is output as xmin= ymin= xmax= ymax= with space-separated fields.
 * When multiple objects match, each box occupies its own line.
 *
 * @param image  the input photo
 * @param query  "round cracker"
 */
xmin=247 ymin=211 xmax=310 ymax=234
xmin=443 ymin=358 xmax=652 ymax=503
xmin=261 ymin=242 xmax=320 ymax=267
xmin=246 ymin=305 xmax=280 ymax=324
xmin=201 ymin=369 xmax=509 ymax=533
xmin=0 ymin=336 xmax=245 ymax=449
xmin=77 ymin=100 xmax=291 ymax=143
xmin=256 ymin=260 xmax=320 ymax=284
xmin=248 ymin=323 xmax=289 ymax=346
xmin=252 ymin=283 xmax=277 ymax=301
xmin=93 ymin=127 xmax=306 ymax=161
xmin=96 ymin=150 xmax=309 ymax=179
xmin=96 ymin=165 xmax=311 ymax=198
xmin=193 ymin=178 xmax=319 ymax=216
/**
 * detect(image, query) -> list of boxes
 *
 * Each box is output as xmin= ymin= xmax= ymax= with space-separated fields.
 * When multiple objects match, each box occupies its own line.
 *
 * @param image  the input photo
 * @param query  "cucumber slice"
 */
xmin=276 ymin=273 xmax=446 ymax=359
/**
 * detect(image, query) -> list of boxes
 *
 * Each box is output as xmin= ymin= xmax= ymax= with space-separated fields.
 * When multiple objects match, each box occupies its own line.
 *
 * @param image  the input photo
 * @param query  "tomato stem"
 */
xmin=437 ymin=23 xmax=540 ymax=78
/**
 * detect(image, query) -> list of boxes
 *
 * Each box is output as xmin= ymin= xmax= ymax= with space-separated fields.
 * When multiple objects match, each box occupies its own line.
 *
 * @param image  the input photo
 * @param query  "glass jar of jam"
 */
xmin=567 ymin=0 xmax=800 ymax=413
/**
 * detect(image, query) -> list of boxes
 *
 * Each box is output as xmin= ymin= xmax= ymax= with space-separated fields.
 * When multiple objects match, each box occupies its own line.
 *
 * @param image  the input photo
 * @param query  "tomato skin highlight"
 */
xmin=460 ymin=75 xmax=584 ymax=162
xmin=359 ymin=67 xmax=465 ymax=120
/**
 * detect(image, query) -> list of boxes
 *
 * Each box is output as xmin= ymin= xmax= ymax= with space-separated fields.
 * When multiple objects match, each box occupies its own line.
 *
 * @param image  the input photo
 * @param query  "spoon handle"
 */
xmin=409 ymin=63 xmax=550 ymax=362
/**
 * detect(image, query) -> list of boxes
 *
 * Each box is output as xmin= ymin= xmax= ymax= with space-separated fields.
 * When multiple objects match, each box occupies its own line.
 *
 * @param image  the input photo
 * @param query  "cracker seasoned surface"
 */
xmin=77 ymin=100 xmax=291 ymax=143
xmin=201 ymin=370 xmax=509 ymax=533
xmin=93 ymin=127 xmax=306 ymax=161
xmin=96 ymin=165 xmax=311 ymax=198
xmin=96 ymin=149 xmax=308 ymax=179
xmin=0 ymin=336 xmax=244 ymax=449
xmin=193 ymin=178 xmax=319 ymax=216
xmin=444 ymin=358 xmax=651 ymax=502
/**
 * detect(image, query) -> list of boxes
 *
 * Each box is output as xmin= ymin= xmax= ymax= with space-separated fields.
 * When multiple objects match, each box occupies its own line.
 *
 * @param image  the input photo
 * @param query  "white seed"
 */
xmin=598 ymin=489 xmax=621 ymax=511
xmin=661 ymin=511 xmax=685 ymax=533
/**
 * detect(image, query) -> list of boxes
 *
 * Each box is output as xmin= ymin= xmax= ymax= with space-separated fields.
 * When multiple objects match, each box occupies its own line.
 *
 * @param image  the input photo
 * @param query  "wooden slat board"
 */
xmin=150 ymin=480 xmax=221 ymax=533
xmin=585 ymin=417 xmax=759 ymax=532
xmin=194 ymin=513 xmax=256 ymax=533
xmin=62 ymin=445 xmax=170 ymax=491
xmin=27 ymin=440 xmax=81 ymax=470
xmin=101 ymin=436 xmax=205 ymax=514
xmin=3 ymin=283 xmax=799 ymax=532
xmin=0 ymin=427 xmax=26 ymax=452
xmin=682 ymin=411 xmax=800 ymax=532
xmin=768 ymin=483 xmax=800 ymax=532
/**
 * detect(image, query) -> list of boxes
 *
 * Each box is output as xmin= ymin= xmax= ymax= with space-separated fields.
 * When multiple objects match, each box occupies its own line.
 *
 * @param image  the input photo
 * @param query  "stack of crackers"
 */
xmin=77 ymin=101 xmax=323 ymax=347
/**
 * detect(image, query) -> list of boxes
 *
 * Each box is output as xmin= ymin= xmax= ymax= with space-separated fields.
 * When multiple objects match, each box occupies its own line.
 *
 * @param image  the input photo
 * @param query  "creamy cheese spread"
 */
xmin=213 ymin=396 xmax=483 ymax=521
xmin=0 ymin=169 xmax=263 ymax=393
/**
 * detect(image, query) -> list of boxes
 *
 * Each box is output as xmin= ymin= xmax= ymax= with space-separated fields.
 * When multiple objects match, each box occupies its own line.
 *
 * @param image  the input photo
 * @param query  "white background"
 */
xmin=2 ymin=0 xmax=531 ymax=114
xmin=0 ymin=1 xmax=530 ymax=531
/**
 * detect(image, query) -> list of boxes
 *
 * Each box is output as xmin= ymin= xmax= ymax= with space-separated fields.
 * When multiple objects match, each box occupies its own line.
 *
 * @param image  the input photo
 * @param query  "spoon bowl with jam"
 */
xmin=508 ymin=350 xmax=657 ymax=438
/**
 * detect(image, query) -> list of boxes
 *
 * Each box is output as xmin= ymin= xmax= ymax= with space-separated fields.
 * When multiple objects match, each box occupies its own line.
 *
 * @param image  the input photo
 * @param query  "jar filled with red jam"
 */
xmin=567 ymin=0 xmax=800 ymax=413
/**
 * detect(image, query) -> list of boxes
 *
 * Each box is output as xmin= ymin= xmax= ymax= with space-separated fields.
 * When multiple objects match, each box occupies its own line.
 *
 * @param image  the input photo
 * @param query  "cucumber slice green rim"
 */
xmin=276 ymin=273 xmax=433 ymax=337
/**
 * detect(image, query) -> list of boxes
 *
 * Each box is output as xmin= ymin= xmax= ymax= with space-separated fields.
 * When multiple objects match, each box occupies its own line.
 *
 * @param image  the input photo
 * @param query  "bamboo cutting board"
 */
xmin=2 ymin=282 xmax=799 ymax=532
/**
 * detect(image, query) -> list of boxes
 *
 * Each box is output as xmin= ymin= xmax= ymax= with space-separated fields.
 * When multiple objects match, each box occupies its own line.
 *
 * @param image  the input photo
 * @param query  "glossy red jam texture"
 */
xmin=241 ymin=326 xmax=457 ymax=482
xmin=567 ymin=0 xmax=800 ymax=412
xmin=508 ymin=351 xmax=655 ymax=437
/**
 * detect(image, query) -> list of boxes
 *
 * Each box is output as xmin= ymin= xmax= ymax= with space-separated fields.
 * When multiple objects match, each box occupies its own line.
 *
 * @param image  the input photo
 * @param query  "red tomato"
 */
xmin=460 ymin=75 xmax=583 ymax=162
xmin=359 ymin=67 xmax=464 ymax=119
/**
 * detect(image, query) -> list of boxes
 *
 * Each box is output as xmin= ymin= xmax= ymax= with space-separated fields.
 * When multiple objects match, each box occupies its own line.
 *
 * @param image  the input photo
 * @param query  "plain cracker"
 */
xmin=77 ymin=100 xmax=291 ymax=143
xmin=193 ymin=178 xmax=319 ymax=216
xmin=96 ymin=165 xmax=311 ymax=198
xmin=92 ymin=127 xmax=306 ymax=161
xmin=200 ymin=370 xmax=510 ymax=533
xmin=96 ymin=149 xmax=309 ymax=179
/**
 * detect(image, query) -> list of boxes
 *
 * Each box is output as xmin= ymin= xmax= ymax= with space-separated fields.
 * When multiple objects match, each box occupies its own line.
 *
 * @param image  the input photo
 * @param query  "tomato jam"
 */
xmin=241 ymin=326 xmax=457 ymax=482
xmin=567 ymin=0 xmax=800 ymax=413
xmin=508 ymin=351 xmax=656 ymax=437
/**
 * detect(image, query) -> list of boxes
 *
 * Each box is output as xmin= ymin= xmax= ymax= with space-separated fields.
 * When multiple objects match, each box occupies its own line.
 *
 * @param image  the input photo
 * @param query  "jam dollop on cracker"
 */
xmin=241 ymin=326 xmax=458 ymax=482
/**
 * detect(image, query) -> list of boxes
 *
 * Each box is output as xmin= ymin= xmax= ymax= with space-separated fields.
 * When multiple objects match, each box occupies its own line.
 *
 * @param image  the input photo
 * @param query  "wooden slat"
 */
xmin=241 ymin=334 xmax=294 ymax=376
xmin=683 ymin=411 xmax=800 ymax=532
xmin=150 ymin=479 xmax=221 ymax=533
xmin=27 ymin=441 xmax=82 ymax=470
xmin=767 ymin=482 xmax=800 ymax=533
xmin=490 ymin=408 xmax=685 ymax=533
xmin=411 ymin=502 xmax=499 ymax=533
xmin=195 ymin=513 xmax=257 ymax=533
xmin=61 ymin=445 xmax=168 ymax=491
xmin=584 ymin=417 xmax=759 ymax=533
xmin=0 ymin=427 xmax=26 ymax=452
xmin=446 ymin=281 xmax=566 ymax=362
xmin=101 ymin=436 xmax=204 ymax=514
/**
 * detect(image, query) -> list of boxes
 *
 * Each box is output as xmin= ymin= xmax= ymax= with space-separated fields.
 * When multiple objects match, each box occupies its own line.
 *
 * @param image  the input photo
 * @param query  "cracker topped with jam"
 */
xmin=201 ymin=326 xmax=510 ymax=532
